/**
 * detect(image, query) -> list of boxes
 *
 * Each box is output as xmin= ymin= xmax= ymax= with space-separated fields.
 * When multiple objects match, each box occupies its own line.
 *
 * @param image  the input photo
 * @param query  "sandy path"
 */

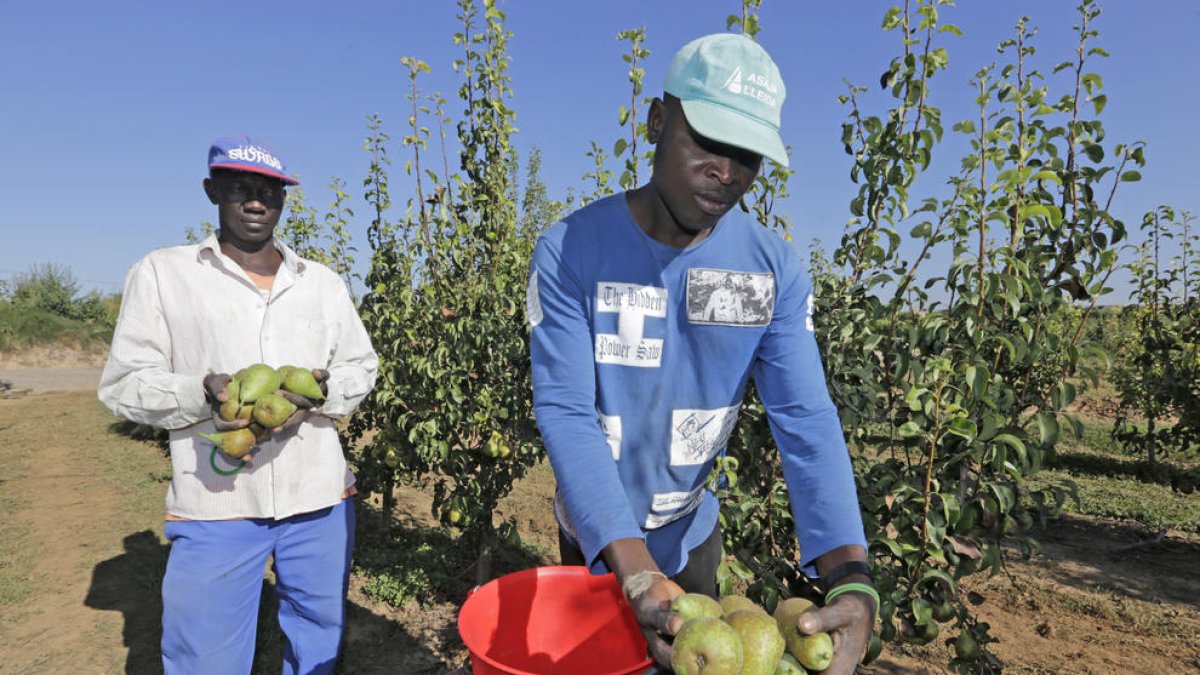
xmin=0 ymin=367 xmax=103 ymax=394
xmin=0 ymin=390 xmax=170 ymax=673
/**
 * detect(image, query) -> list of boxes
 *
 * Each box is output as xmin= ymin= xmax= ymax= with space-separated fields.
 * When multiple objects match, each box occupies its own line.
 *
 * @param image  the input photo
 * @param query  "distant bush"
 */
xmin=4 ymin=263 xmax=119 ymax=331
xmin=0 ymin=263 xmax=119 ymax=351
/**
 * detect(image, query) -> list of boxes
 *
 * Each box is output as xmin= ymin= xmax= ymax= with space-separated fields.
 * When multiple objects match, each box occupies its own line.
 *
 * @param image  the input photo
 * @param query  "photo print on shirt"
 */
xmin=685 ymin=268 xmax=775 ymax=326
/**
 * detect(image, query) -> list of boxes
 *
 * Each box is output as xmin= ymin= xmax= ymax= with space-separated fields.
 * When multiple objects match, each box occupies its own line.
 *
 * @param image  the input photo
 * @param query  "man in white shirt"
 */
xmin=99 ymin=135 xmax=378 ymax=674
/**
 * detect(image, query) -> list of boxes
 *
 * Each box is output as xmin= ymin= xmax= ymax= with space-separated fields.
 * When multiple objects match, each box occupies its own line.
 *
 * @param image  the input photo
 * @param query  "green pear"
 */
xmin=671 ymin=616 xmax=743 ymax=675
xmin=238 ymin=404 xmax=254 ymax=421
xmin=671 ymin=593 xmax=723 ymax=623
xmin=238 ymin=364 xmax=281 ymax=404
xmin=200 ymin=428 xmax=256 ymax=458
xmin=224 ymin=378 xmax=240 ymax=403
xmin=725 ymin=609 xmax=785 ymax=675
xmin=787 ymin=631 xmax=833 ymax=672
xmin=276 ymin=365 xmax=300 ymax=381
xmin=281 ymin=367 xmax=325 ymax=401
xmin=719 ymin=595 xmax=767 ymax=617
xmin=773 ymin=597 xmax=815 ymax=627
xmin=955 ymin=630 xmax=979 ymax=660
xmin=252 ymin=394 xmax=297 ymax=429
xmin=218 ymin=399 xmax=242 ymax=422
xmin=773 ymin=653 xmax=805 ymax=675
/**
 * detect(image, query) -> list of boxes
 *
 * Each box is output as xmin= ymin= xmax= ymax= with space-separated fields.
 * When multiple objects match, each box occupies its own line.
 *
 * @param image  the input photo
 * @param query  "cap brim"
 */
xmin=209 ymin=162 xmax=300 ymax=186
xmin=679 ymin=99 xmax=789 ymax=167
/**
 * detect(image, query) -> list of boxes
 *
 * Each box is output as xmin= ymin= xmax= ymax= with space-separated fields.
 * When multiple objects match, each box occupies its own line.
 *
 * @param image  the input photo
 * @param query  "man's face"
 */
xmin=648 ymin=96 xmax=763 ymax=232
xmin=203 ymin=170 xmax=286 ymax=243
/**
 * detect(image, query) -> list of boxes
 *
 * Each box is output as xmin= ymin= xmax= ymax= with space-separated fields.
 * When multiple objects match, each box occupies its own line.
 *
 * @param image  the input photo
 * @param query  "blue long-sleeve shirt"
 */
xmin=528 ymin=193 xmax=866 ymax=576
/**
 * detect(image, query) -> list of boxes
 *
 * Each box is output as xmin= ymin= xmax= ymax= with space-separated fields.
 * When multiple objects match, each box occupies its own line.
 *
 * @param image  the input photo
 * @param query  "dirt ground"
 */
xmin=0 ymin=373 xmax=1197 ymax=674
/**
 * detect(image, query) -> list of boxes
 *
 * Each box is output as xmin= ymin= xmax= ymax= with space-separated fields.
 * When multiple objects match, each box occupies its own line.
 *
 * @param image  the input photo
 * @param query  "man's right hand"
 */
xmin=604 ymin=538 xmax=686 ymax=668
xmin=203 ymin=373 xmax=250 ymax=432
xmin=624 ymin=571 xmax=685 ymax=667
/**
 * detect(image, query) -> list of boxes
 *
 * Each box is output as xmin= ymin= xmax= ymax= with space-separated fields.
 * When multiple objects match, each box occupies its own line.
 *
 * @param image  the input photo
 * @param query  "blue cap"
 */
xmin=664 ymin=34 xmax=789 ymax=166
xmin=207 ymin=135 xmax=299 ymax=185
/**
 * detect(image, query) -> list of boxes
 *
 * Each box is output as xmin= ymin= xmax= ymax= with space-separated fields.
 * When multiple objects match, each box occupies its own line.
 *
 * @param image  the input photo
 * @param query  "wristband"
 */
xmin=621 ymin=570 xmax=667 ymax=600
xmin=824 ymin=582 xmax=880 ymax=618
xmin=819 ymin=560 xmax=873 ymax=589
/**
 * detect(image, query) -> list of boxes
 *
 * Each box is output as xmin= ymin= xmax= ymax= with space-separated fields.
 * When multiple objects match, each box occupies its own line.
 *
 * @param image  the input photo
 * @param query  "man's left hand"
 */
xmin=270 ymin=388 xmax=321 ymax=437
xmin=794 ymin=591 xmax=874 ymax=674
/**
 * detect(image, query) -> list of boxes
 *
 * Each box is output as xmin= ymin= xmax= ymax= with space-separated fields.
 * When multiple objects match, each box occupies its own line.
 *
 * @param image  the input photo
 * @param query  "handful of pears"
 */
xmin=201 ymin=363 xmax=325 ymax=458
xmin=668 ymin=592 xmax=836 ymax=675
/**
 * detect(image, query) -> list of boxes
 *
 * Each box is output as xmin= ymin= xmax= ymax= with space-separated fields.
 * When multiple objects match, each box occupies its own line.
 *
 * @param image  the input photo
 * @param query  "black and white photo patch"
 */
xmin=685 ymin=268 xmax=775 ymax=326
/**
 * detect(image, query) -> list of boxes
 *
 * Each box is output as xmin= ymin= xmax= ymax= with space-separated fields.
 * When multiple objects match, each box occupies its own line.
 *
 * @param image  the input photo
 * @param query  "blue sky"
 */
xmin=2 ymin=1 xmax=1197 ymax=301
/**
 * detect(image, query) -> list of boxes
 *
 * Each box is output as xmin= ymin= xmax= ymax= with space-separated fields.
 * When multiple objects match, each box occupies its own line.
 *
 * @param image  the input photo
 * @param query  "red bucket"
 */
xmin=458 ymin=566 xmax=654 ymax=675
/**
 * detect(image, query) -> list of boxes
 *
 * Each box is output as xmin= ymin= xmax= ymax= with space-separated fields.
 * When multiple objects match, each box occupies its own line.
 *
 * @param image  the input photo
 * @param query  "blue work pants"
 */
xmin=160 ymin=498 xmax=355 ymax=674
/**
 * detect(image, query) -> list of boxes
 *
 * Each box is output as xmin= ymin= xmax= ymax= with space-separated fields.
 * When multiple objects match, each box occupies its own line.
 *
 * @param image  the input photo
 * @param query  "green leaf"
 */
xmin=613 ymin=138 xmax=628 ymax=157
xmin=1120 ymin=170 xmax=1142 ymax=182
xmin=994 ymin=433 xmax=1027 ymax=464
xmin=1037 ymin=412 xmax=1060 ymax=447
xmin=1029 ymin=170 xmax=1061 ymax=184
xmin=946 ymin=418 xmax=978 ymax=441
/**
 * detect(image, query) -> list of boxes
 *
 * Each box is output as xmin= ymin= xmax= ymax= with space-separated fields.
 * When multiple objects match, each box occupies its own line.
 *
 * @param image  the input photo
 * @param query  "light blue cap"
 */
xmin=664 ymin=33 xmax=789 ymax=166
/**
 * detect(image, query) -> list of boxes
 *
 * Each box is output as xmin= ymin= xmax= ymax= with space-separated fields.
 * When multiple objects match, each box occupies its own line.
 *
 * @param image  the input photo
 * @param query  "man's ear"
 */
xmin=203 ymin=176 xmax=219 ymax=205
xmin=646 ymin=97 xmax=666 ymax=144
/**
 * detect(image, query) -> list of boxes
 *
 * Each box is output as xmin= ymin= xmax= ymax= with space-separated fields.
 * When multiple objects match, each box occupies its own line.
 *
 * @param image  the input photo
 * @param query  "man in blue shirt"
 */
xmin=528 ymin=34 xmax=874 ymax=672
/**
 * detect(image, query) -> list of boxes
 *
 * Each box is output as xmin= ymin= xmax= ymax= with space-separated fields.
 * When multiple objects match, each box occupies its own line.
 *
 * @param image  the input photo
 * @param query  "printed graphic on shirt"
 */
xmin=526 ymin=270 xmax=543 ymax=327
xmin=685 ymin=268 xmax=775 ymax=326
xmin=594 ymin=281 xmax=667 ymax=367
xmin=645 ymin=484 xmax=708 ymax=529
xmin=805 ymin=292 xmax=814 ymax=332
xmin=670 ymin=404 xmax=741 ymax=466
xmin=598 ymin=412 xmax=622 ymax=461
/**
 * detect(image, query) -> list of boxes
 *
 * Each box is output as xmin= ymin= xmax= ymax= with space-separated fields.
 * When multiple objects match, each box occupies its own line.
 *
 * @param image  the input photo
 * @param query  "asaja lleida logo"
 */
xmin=722 ymin=66 xmax=779 ymax=109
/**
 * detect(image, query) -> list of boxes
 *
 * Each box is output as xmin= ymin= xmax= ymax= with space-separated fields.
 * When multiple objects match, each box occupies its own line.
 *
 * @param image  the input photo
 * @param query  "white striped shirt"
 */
xmin=99 ymin=234 xmax=378 ymax=520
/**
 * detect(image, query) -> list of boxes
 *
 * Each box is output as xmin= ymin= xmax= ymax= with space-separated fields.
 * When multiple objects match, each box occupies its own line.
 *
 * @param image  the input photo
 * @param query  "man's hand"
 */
xmin=267 ymin=368 xmax=329 ymax=437
xmin=794 ymin=590 xmax=875 ymax=674
xmin=623 ymin=571 xmax=685 ymax=668
xmin=203 ymin=373 xmax=249 ymax=433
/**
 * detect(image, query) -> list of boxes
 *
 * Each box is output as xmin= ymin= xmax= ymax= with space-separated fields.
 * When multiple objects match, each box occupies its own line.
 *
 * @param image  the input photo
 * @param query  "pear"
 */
xmin=238 ymin=404 xmax=255 ymax=421
xmin=281 ymin=367 xmax=325 ymax=401
xmin=671 ymin=616 xmax=743 ymax=675
xmin=238 ymin=364 xmax=281 ymax=404
xmin=276 ymin=365 xmax=300 ymax=381
xmin=773 ymin=597 xmax=815 ymax=627
xmin=719 ymin=594 xmax=767 ymax=617
xmin=200 ymin=428 xmax=256 ymax=458
xmin=253 ymin=394 xmax=298 ymax=429
xmin=218 ymin=399 xmax=242 ymax=422
xmin=224 ymin=378 xmax=240 ymax=404
xmin=773 ymin=653 xmax=805 ymax=675
xmin=787 ymin=631 xmax=833 ymax=672
xmin=671 ymin=593 xmax=724 ymax=623
xmin=726 ymin=609 xmax=785 ymax=675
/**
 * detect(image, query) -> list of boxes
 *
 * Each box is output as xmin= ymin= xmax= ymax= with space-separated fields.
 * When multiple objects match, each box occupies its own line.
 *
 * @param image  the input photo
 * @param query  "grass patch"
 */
xmin=1029 ymin=468 xmax=1200 ymax=532
xmin=0 ymin=450 xmax=34 ymax=607
xmin=352 ymin=502 xmax=549 ymax=608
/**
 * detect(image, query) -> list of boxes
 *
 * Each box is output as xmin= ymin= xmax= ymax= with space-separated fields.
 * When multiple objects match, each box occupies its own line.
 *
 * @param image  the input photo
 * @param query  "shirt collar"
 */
xmin=197 ymin=232 xmax=307 ymax=276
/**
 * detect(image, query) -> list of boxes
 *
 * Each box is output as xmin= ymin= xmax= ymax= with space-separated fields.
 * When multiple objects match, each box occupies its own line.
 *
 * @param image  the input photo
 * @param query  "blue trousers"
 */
xmin=161 ymin=498 xmax=355 ymax=675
